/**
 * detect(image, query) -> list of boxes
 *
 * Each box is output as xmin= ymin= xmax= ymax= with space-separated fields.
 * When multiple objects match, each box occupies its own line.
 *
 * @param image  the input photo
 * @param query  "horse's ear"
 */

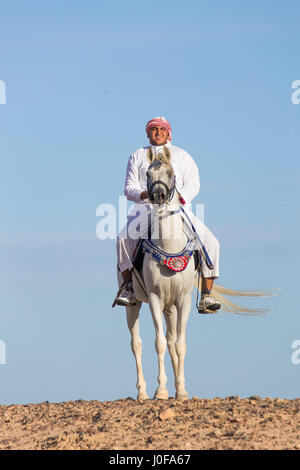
xmin=163 ymin=146 xmax=171 ymax=162
xmin=147 ymin=147 xmax=154 ymax=163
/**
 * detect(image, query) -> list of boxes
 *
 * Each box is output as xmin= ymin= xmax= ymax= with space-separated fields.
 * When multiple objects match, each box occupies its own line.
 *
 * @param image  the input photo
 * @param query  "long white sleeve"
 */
xmin=124 ymin=153 xmax=144 ymax=203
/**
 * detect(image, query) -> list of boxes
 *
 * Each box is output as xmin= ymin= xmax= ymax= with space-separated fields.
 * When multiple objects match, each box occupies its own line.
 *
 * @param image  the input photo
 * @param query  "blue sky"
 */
xmin=0 ymin=0 xmax=300 ymax=404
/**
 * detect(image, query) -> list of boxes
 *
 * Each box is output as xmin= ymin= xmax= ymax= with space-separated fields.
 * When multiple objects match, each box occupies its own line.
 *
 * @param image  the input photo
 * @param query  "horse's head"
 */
xmin=146 ymin=146 xmax=176 ymax=207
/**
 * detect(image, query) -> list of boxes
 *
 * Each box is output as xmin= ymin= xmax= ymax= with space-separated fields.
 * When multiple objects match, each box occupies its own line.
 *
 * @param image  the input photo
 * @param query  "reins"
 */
xmin=146 ymin=159 xmax=204 ymax=311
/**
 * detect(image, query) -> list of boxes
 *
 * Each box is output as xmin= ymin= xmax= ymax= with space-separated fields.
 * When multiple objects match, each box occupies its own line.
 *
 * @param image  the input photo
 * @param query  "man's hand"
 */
xmin=140 ymin=190 xmax=148 ymax=200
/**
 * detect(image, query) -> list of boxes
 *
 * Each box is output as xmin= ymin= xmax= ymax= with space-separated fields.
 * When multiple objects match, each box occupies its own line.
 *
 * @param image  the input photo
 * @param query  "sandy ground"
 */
xmin=0 ymin=396 xmax=299 ymax=450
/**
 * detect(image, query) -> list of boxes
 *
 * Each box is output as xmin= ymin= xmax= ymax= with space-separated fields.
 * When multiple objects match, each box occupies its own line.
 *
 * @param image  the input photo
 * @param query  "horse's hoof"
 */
xmin=154 ymin=390 xmax=169 ymax=400
xmin=137 ymin=392 xmax=149 ymax=400
xmin=175 ymin=391 xmax=189 ymax=400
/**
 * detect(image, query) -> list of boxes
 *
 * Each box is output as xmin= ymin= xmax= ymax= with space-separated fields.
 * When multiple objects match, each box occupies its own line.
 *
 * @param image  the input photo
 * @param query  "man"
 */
xmin=115 ymin=116 xmax=221 ymax=313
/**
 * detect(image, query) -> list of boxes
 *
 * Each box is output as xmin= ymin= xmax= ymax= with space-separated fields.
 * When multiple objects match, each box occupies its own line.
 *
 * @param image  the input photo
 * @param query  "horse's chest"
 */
xmin=144 ymin=257 xmax=194 ymax=304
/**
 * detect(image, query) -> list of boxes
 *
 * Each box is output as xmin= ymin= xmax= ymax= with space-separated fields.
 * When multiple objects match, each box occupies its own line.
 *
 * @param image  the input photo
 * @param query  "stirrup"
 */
xmin=198 ymin=295 xmax=221 ymax=314
xmin=112 ymin=282 xmax=136 ymax=307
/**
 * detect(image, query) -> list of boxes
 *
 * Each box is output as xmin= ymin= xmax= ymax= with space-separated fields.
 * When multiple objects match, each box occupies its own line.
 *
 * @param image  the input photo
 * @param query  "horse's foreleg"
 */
xmin=149 ymin=294 xmax=168 ymax=399
xmin=175 ymin=296 xmax=191 ymax=400
xmin=126 ymin=302 xmax=149 ymax=400
xmin=163 ymin=306 xmax=178 ymax=384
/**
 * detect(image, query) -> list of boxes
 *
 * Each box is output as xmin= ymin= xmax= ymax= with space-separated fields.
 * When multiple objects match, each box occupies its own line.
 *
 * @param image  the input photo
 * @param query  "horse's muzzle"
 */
xmin=149 ymin=186 xmax=168 ymax=205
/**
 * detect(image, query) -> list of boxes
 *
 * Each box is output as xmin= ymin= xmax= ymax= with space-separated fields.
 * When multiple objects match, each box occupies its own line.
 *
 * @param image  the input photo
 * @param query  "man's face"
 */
xmin=148 ymin=126 xmax=169 ymax=146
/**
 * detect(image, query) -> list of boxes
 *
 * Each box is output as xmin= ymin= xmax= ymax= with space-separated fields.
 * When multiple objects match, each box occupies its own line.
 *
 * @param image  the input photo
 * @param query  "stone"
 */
xmin=159 ymin=408 xmax=175 ymax=421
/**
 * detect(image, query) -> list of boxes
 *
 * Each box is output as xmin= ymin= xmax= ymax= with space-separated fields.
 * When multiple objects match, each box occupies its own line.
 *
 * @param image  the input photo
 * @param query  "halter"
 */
xmin=147 ymin=160 xmax=176 ymax=204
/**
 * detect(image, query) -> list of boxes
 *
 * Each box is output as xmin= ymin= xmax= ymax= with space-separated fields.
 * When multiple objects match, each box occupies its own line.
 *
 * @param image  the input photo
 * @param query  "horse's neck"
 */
xmin=152 ymin=200 xmax=187 ymax=253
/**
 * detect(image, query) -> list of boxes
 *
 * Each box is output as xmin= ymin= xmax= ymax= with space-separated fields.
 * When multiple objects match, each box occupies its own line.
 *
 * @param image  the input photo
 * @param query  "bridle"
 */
xmin=147 ymin=160 xmax=176 ymax=204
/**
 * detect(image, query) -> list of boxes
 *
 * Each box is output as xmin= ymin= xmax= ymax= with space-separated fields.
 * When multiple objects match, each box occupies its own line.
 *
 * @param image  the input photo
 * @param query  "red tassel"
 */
xmin=179 ymin=196 xmax=186 ymax=205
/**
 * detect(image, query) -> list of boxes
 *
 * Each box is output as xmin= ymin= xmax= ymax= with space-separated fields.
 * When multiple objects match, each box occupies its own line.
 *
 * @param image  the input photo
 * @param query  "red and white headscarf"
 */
xmin=145 ymin=116 xmax=172 ymax=142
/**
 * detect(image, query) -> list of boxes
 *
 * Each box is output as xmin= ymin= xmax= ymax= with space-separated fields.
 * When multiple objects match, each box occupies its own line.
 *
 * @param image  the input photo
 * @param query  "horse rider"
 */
xmin=115 ymin=116 xmax=221 ymax=313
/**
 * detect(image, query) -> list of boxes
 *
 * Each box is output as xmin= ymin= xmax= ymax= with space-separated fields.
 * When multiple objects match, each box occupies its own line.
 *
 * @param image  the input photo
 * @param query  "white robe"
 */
xmin=117 ymin=142 xmax=220 ymax=278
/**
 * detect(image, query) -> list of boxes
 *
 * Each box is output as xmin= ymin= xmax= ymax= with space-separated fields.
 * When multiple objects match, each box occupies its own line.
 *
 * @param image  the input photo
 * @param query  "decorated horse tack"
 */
xmin=142 ymin=238 xmax=195 ymax=272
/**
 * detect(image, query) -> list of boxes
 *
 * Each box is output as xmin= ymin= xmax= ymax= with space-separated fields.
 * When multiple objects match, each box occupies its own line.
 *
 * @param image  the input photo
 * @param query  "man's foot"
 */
xmin=198 ymin=295 xmax=221 ymax=314
xmin=115 ymin=282 xmax=136 ymax=307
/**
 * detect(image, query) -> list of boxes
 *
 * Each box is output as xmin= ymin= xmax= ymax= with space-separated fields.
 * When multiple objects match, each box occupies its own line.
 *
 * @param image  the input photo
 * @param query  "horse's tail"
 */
xmin=194 ymin=278 xmax=280 ymax=316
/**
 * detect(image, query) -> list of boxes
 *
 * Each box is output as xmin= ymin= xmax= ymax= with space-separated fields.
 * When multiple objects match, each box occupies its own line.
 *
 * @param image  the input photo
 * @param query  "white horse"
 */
xmin=116 ymin=146 xmax=272 ymax=400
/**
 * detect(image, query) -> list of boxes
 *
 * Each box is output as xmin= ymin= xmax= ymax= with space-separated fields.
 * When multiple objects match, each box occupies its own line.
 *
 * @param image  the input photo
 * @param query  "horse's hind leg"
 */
xmin=126 ymin=302 xmax=149 ymax=400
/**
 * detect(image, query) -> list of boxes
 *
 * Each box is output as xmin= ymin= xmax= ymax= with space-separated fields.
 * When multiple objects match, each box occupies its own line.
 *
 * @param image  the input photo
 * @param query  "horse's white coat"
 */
xmin=117 ymin=148 xmax=196 ymax=400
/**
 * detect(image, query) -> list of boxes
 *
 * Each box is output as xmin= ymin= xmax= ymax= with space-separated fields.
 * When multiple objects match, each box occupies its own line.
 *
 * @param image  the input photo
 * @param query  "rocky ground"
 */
xmin=0 ymin=396 xmax=299 ymax=450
